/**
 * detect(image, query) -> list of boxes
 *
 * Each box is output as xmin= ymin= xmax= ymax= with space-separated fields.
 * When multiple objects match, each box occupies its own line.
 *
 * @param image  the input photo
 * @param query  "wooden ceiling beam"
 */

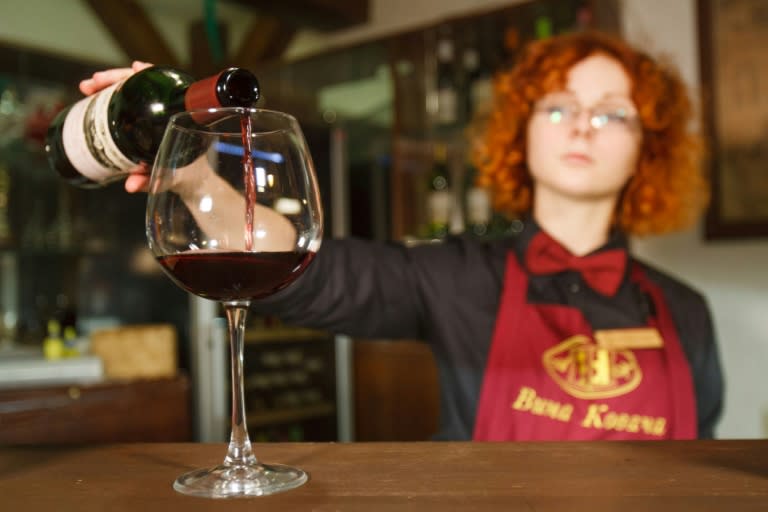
xmin=84 ymin=0 xmax=179 ymax=68
xmin=232 ymin=16 xmax=297 ymax=69
xmin=188 ymin=20 xmax=229 ymax=78
xmin=228 ymin=0 xmax=368 ymax=31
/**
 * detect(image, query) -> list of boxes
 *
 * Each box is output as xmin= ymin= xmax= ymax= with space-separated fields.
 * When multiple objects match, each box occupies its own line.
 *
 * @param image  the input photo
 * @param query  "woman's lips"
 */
xmin=561 ymin=152 xmax=594 ymax=165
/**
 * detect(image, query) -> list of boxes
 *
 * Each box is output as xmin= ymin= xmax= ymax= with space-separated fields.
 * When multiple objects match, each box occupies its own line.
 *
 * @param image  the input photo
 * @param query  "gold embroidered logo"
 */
xmin=542 ymin=335 xmax=642 ymax=399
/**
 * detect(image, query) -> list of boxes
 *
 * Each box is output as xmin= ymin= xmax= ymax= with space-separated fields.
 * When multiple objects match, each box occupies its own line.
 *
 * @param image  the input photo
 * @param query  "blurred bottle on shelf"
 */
xmin=424 ymin=143 xmax=453 ymax=239
xmin=0 ymin=251 xmax=19 ymax=351
xmin=0 ymin=83 xmax=24 ymax=143
xmin=487 ymin=212 xmax=519 ymax=240
xmin=288 ymin=424 xmax=304 ymax=442
xmin=43 ymin=319 xmax=64 ymax=360
xmin=462 ymin=164 xmax=524 ymax=241
xmin=0 ymin=164 xmax=11 ymax=247
xmin=53 ymin=186 xmax=74 ymax=251
xmin=459 ymin=26 xmax=482 ymax=125
xmin=464 ymin=166 xmax=493 ymax=238
xmin=62 ymin=325 xmax=83 ymax=357
xmin=576 ymin=3 xmax=594 ymax=30
xmin=53 ymin=293 xmax=77 ymax=334
xmin=535 ymin=14 xmax=553 ymax=39
xmin=434 ymin=25 xmax=458 ymax=128
xmin=21 ymin=198 xmax=47 ymax=250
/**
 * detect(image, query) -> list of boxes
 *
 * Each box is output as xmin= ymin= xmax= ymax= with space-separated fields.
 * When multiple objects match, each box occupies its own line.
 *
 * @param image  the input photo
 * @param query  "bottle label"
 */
xmin=466 ymin=187 xmax=492 ymax=224
xmin=437 ymin=87 xmax=458 ymax=125
xmin=427 ymin=189 xmax=452 ymax=225
xmin=62 ymin=81 xmax=135 ymax=182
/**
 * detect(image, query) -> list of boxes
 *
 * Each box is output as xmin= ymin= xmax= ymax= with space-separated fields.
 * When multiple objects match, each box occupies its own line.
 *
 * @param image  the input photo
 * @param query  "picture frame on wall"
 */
xmin=698 ymin=0 xmax=768 ymax=239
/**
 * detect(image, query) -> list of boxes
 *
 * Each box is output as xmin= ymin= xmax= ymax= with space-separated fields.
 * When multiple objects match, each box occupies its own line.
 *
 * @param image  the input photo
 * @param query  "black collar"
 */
xmin=511 ymin=216 xmax=629 ymax=264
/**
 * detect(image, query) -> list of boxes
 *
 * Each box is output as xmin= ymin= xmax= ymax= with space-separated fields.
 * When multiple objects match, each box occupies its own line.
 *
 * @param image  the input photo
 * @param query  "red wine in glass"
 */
xmin=156 ymin=114 xmax=314 ymax=301
xmin=156 ymin=250 xmax=315 ymax=301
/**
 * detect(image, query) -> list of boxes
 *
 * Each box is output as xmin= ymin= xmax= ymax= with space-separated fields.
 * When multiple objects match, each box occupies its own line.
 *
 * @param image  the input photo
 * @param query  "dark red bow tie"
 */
xmin=524 ymin=231 xmax=627 ymax=296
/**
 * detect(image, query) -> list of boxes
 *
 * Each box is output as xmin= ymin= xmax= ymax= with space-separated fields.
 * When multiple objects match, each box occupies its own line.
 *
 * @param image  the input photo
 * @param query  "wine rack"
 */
xmin=242 ymin=326 xmax=337 ymax=442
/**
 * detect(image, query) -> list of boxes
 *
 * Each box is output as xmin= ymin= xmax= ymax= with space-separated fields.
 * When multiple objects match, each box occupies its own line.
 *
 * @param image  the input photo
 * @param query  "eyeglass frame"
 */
xmin=532 ymin=93 xmax=642 ymax=132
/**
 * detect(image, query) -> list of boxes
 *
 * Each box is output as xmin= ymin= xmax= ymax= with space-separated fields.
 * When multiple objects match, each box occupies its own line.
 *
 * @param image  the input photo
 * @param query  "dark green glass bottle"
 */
xmin=425 ymin=143 xmax=452 ymax=239
xmin=45 ymin=66 xmax=260 ymax=188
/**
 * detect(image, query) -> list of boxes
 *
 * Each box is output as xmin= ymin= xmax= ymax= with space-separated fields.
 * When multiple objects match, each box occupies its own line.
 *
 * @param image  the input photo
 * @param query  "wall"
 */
xmin=622 ymin=0 xmax=768 ymax=439
xmin=0 ymin=0 xmax=123 ymax=64
xmin=286 ymin=0 xmax=525 ymax=60
xmin=0 ymin=0 xmax=257 ymax=67
xmin=0 ymin=0 xmax=525 ymax=66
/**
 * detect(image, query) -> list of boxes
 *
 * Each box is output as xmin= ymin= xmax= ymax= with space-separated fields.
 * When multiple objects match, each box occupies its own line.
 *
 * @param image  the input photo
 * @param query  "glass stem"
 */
xmin=222 ymin=300 xmax=257 ymax=467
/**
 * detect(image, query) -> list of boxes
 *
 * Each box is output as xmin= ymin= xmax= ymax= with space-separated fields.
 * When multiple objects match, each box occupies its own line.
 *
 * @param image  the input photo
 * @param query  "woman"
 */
xmin=81 ymin=31 xmax=723 ymax=441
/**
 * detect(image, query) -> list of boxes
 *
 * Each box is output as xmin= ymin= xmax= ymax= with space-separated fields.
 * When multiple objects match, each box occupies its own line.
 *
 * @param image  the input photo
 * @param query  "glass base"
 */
xmin=173 ymin=462 xmax=308 ymax=498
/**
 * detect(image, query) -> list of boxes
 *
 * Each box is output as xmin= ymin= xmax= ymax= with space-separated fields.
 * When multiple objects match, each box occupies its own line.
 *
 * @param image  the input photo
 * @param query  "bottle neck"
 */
xmin=184 ymin=68 xmax=260 ymax=111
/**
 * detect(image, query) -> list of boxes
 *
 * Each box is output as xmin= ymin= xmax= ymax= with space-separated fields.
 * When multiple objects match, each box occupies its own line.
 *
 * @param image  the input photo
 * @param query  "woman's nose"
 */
xmin=570 ymin=109 xmax=594 ymax=137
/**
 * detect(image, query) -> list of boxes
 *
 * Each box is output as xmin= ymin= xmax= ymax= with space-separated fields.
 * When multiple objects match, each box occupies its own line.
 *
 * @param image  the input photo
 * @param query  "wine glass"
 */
xmin=146 ymin=107 xmax=323 ymax=498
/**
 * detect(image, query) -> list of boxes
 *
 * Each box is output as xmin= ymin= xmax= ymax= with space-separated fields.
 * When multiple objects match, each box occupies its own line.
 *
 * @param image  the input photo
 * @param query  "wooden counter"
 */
xmin=1 ymin=440 xmax=766 ymax=511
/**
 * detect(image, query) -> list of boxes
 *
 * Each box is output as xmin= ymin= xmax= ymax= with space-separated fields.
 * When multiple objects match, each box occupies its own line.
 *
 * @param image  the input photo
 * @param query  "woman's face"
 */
xmin=526 ymin=54 xmax=642 ymax=204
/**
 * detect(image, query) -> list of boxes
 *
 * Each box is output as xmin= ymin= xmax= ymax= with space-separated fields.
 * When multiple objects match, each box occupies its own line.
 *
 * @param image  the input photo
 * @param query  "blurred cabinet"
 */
xmin=0 ymin=375 xmax=191 ymax=444
xmin=354 ymin=340 xmax=439 ymax=441
xmin=242 ymin=324 xmax=337 ymax=442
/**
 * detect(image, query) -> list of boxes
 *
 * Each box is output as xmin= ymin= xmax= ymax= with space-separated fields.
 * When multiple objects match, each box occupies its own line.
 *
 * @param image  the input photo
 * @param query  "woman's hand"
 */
xmin=79 ymin=60 xmax=151 ymax=95
xmin=80 ymin=61 xmax=153 ymax=193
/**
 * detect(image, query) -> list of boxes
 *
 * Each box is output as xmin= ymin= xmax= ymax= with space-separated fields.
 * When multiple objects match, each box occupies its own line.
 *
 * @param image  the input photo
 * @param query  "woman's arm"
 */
xmin=167 ymin=154 xmax=297 ymax=252
xmin=252 ymin=238 xmax=427 ymax=340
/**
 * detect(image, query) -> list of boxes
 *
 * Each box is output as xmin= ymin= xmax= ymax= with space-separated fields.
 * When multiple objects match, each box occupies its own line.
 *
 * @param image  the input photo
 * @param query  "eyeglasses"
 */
xmin=534 ymin=96 xmax=640 ymax=132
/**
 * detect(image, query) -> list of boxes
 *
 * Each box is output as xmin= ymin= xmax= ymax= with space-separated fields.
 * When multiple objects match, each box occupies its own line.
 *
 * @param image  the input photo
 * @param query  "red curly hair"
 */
xmin=474 ymin=31 xmax=707 ymax=236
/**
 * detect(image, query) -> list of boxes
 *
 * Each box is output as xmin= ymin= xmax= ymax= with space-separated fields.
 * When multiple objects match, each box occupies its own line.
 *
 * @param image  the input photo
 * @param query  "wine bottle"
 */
xmin=425 ymin=143 xmax=453 ymax=239
xmin=45 ymin=66 xmax=261 ymax=188
xmin=0 ymin=163 xmax=11 ymax=247
xmin=435 ymin=27 xmax=458 ymax=127
xmin=461 ymin=163 xmax=489 ymax=239
xmin=460 ymin=35 xmax=481 ymax=124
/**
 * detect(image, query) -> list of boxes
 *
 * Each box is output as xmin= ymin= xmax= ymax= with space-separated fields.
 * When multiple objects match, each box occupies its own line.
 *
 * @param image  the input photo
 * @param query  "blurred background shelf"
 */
xmin=245 ymin=326 xmax=330 ymax=344
xmin=247 ymin=401 xmax=335 ymax=428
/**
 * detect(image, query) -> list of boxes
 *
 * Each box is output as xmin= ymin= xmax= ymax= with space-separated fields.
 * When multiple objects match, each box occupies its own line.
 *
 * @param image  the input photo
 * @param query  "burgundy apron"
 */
xmin=472 ymin=253 xmax=697 ymax=441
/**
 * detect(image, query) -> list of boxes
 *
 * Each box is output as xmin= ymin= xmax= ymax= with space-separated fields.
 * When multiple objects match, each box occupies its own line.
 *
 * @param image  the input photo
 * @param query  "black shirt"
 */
xmin=254 ymin=223 xmax=724 ymax=439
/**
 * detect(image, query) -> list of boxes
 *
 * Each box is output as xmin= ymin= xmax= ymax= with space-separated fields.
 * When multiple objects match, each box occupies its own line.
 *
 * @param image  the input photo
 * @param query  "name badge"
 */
xmin=594 ymin=327 xmax=664 ymax=350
